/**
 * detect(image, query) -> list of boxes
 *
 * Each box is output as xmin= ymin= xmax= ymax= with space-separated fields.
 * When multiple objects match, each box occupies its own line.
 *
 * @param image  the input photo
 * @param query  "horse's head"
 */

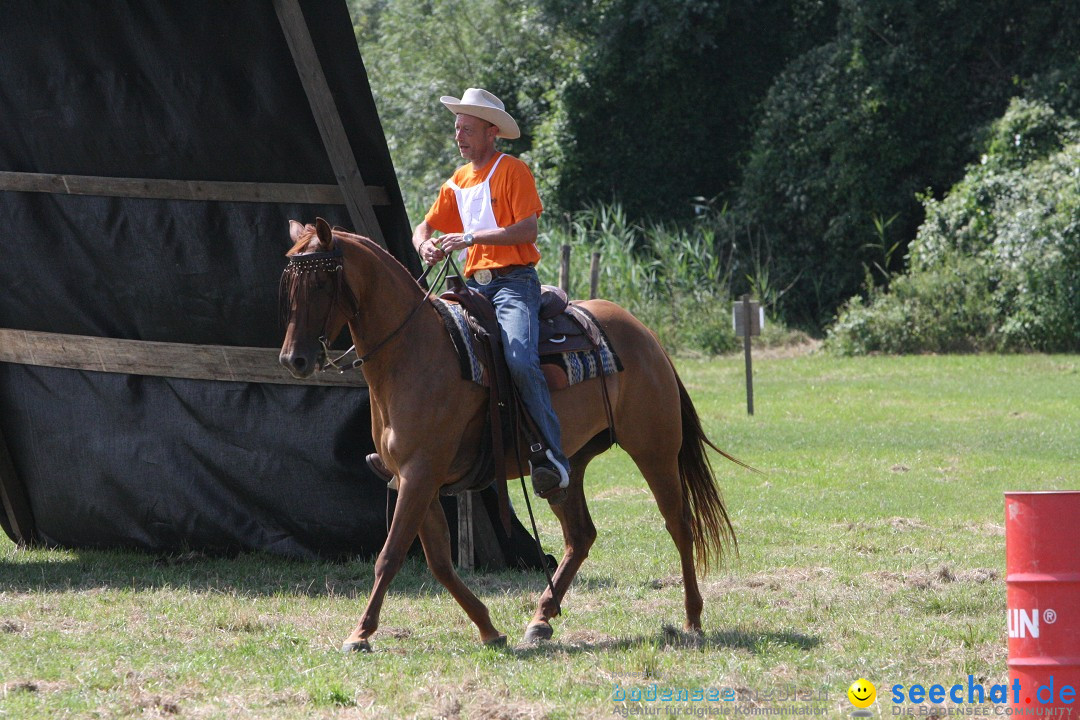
xmin=279 ymin=217 xmax=354 ymax=378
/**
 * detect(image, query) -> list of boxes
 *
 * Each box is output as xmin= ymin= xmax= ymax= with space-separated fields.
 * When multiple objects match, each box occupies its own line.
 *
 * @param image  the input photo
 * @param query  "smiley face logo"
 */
xmin=848 ymin=678 xmax=876 ymax=708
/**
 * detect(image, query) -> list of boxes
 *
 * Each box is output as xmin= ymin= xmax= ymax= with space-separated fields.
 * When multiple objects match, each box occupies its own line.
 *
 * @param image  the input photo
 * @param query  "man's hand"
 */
xmin=413 ymin=219 xmax=450 ymax=266
xmin=438 ymin=232 xmax=472 ymax=253
xmin=418 ymin=237 xmax=447 ymax=266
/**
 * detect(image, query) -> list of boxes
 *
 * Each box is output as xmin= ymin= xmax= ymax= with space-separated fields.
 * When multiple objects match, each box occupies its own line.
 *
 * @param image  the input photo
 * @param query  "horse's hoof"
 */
xmin=484 ymin=634 xmax=508 ymax=648
xmin=341 ymin=639 xmax=372 ymax=654
xmin=523 ymin=621 xmax=553 ymax=644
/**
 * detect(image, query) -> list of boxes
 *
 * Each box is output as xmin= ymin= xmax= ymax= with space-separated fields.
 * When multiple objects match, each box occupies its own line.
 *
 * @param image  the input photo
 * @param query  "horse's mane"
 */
xmin=333 ymin=228 xmax=431 ymax=300
xmin=287 ymin=223 xmax=427 ymax=297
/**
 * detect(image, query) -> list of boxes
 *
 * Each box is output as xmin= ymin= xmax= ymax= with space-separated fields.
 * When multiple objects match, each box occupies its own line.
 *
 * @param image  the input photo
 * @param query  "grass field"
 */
xmin=2 ymin=353 xmax=1077 ymax=719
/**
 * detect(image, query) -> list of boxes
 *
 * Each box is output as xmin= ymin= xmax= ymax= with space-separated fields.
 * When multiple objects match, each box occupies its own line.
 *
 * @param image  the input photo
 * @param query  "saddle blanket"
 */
xmin=436 ymin=298 xmax=488 ymax=385
xmin=547 ymin=341 xmax=621 ymax=387
xmin=433 ymin=298 xmax=621 ymax=390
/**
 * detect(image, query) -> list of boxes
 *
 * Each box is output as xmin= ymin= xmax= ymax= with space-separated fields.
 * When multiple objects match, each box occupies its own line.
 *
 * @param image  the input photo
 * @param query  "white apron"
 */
xmin=447 ymin=154 xmax=538 ymax=282
xmin=447 ymin=152 xmax=506 ymax=237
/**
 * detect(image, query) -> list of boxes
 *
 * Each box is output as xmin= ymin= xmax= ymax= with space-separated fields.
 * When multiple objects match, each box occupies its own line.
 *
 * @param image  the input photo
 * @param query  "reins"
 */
xmin=315 ymin=249 xmax=455 ymax=373
xmin=507 ymin=388 xmax=561 ymax=616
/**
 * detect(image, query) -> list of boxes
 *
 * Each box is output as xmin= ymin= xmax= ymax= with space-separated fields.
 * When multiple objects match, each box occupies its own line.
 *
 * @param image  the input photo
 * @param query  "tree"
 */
xmin=349 ymin=0 xmax=575 ymax=221
xmin=738 ymin=0 xmax=1080 ymax=328
xmin=535 ymin=0 xmax=837 ymax=221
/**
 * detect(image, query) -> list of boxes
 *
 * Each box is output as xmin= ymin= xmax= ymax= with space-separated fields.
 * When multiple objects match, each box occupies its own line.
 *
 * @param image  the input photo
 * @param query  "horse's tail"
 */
xmin=673 ymin=366 xmax=750 ymax=575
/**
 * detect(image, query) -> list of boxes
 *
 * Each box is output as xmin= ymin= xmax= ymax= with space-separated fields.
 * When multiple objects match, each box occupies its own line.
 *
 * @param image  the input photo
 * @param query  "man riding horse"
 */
xmin=397 ymin=87 xmax=571 ymax=500
xmin=278 ymin=89 xmax=741 ymax=651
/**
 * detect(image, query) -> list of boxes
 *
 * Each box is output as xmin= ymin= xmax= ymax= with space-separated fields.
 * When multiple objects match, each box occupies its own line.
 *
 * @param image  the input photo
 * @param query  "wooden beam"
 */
xmin=0 ymin=170 xmax=388 ymax=206
xmin=0 ymin=328 xmax=366 ymax=388
xmin=272 ymin=0 xmax=388 ymax=249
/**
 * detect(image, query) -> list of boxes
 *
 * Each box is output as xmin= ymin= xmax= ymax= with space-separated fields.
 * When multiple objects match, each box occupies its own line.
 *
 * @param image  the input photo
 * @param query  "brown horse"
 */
xmin=279 ymin=218 xmax=739 ymax=651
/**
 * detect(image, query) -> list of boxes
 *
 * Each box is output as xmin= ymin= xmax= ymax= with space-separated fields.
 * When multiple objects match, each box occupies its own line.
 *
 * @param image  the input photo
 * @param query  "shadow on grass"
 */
xmin=508 ymin=625 xmax=820 ymax=658
xmin=0 ymin=548 xmax=617 ymax=598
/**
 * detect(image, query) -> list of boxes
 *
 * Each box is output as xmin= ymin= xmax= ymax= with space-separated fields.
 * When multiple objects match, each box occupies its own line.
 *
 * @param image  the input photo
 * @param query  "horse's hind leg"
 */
xmin=417 ymin=495 xmax=505 ymax=646
xmin=629 ymin=452 xmax=704 ymax=633
xmin=524 ymin=435 xmax=607 ymax=643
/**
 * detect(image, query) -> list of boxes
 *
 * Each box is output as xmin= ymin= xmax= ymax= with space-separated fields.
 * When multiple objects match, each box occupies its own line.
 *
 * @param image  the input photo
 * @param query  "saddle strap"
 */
xmin=598 ymin=352 xmax=617 ymax=446
xmin=476 ymin=332 xmax=512 ymax=536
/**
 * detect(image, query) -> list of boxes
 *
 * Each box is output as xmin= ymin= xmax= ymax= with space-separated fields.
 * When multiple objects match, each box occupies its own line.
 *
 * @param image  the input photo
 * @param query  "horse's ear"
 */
xmin=289 ymin=220 xmax=306 ymax=245
xmin=315 ymin=217 xmax=333 ymax=249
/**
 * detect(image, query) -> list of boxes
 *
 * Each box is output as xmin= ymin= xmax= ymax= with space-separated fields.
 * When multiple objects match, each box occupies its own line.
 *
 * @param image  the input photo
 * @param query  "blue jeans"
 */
xmin=468 ymin=267 xmax=569 ymax=471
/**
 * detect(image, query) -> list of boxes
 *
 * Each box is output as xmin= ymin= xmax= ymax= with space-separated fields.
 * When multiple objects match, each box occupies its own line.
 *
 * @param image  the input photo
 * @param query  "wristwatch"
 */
xmin=463 ymin=232 xmax=474 ymax=246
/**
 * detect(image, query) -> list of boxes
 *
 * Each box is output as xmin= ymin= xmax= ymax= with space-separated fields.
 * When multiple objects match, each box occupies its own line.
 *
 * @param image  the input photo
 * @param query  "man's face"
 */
xmin=454 ymin=114 xmax=496 ymax=163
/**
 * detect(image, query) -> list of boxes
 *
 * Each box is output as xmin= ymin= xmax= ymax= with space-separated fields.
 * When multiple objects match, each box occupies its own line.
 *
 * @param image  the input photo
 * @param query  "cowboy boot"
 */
xmin=528 ymin=446 xmax=569 ymax=504
xmin=365 ymin=453 xmax=398 ymax=491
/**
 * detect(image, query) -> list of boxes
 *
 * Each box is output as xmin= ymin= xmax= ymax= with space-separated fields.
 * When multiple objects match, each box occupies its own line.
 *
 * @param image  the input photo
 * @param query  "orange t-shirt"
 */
xmin=424 ymin=152 xmax=543 ymax=276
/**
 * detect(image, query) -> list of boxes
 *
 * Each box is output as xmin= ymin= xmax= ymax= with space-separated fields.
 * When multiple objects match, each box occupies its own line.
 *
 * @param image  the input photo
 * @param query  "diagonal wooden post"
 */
xmin=272 ymin=0 xmax=387 ymax=248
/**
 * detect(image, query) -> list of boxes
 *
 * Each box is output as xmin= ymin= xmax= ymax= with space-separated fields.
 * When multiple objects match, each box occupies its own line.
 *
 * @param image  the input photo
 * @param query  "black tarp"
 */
xmin=0 ymin=1 xmax=543 ymax=566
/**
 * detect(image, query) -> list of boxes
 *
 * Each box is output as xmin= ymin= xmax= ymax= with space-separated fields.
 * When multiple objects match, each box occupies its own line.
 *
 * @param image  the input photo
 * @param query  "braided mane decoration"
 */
xmin=278 ymin=249 xmax=344 ymax=329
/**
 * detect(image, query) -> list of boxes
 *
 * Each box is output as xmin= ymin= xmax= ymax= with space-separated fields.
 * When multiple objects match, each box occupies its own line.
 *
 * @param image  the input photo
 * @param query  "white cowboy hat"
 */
xmin=440 ymin=87 xmax=520 ymax=140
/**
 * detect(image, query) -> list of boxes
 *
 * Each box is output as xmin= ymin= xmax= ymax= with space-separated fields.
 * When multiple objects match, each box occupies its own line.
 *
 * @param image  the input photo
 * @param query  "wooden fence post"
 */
xmin=732 ymin=294 xmax=762 ymax=416
xmin=742 ymin=294 xmax=755 ymax=416
xmin=0 ymin=423 xmax=35 ymax=545
xmin=559 ymin=245 xmax=571 ymax=293
xmin=457 ymin=493 xmax=475 ymax=570
xmin=589 ymin=252 xmax=600 ymax=299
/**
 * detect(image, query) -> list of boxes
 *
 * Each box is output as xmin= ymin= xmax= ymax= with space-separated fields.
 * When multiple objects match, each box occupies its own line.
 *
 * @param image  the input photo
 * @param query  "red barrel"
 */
xmin=1006 ymin=491 xmax=1080 ymax=711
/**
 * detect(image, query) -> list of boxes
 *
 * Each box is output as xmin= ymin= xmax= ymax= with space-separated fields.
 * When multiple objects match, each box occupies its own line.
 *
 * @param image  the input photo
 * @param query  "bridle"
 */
xmin=281 ymin=243 xmax=453 ymax=373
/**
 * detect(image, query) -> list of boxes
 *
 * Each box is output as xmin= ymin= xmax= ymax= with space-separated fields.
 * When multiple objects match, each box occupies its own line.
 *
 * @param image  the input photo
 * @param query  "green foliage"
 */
xmin=349 ymin=0 xmax=838 ymax=222
xmin=827 ymin=98 xmax=1080 ymax=355
xmin=348 ymin=0 xmax=576 ymax=220
xmin=825 ymin=254 xmax=999 ymax=355
xmin=982 ymin=98 xmax=1072 ymax=169
xmin=538 ymin=0 xmax=837 ymax=220
xmin=536 ymin=203 xmax=741 ymax=355
xmin=350 ymin=0 xmax=1080 ymax=337
xmin=738 ymin=0 xmax=1080 ymax=329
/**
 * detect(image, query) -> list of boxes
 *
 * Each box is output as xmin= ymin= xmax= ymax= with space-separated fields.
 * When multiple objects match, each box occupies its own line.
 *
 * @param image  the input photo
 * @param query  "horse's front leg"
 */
xmin=342 ymin=475 xmax=438 ymax=653
xmin=417 ymin=495 xmax=506 ymax=646
xmin=524 ymin=463 xmax=597 ymax=643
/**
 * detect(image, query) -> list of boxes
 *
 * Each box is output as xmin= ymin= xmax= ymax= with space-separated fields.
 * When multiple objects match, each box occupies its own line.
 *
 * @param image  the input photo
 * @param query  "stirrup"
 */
xmin=529 ymin=448 xmax=570 ymax=504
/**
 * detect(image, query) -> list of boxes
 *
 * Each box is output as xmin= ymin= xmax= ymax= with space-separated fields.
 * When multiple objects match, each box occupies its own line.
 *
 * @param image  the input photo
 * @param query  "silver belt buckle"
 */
xmin=474 ymin=269 xmax=493 ymax=285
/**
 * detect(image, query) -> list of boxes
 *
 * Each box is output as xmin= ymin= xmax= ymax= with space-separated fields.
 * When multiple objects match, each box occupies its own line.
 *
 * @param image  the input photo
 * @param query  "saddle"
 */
xmin=434 ymin=278 xmax=618 ymax=530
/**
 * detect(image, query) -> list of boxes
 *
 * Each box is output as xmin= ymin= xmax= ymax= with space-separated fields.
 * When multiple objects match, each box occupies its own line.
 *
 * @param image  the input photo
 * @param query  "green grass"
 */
xmin=2 ymin=353 xmax=1078 ymax=718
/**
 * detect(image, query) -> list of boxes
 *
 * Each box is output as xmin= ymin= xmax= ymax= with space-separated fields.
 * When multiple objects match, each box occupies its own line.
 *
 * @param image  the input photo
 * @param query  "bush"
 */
xmin=826 ymin=98 xmax=1080 ymax=354
xmin=825 ymin=255 xmax=998 ymax=355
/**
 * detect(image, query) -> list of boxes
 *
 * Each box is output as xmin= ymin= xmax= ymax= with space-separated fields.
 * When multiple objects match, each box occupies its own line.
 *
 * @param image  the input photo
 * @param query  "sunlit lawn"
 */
xmin=2 ymin=353 xmax=1077 ymax=718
